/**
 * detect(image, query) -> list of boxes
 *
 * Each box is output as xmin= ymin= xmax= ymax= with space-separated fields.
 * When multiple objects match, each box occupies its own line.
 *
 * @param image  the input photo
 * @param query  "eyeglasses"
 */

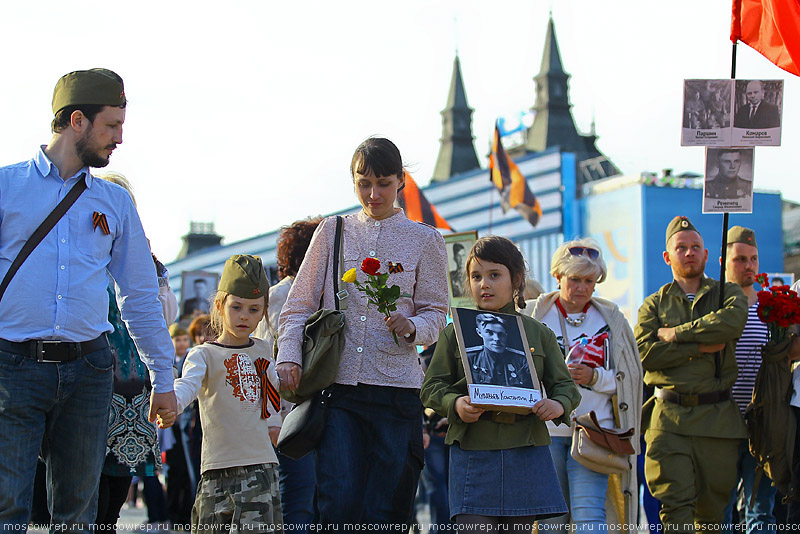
xmin=568 ymin=247 xmax=600 ymax=260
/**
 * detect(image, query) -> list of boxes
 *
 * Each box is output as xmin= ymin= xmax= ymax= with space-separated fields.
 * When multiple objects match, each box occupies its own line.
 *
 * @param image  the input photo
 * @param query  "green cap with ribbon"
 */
xmin=218 ymin=255 xmax=269 ymax=300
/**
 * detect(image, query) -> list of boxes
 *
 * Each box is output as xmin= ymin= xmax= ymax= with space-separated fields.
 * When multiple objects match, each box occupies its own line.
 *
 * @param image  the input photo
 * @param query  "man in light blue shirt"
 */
xmin=0 ymin=69 xmax=177 ymax=532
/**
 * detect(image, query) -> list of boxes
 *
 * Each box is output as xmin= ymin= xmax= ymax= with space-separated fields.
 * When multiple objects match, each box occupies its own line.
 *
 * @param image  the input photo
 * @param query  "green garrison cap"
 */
xmin=168 ymin=323 xmax=188 ymax=338
xmin=727 ymin=225 xmax=757 ymax=248
xmin=218 ymin=255 xmax=270 ymax=300
xmin=52 ymin=68 xmax=126 ymax=115
xmin=666 ymin=215 xmax=700 ymax=247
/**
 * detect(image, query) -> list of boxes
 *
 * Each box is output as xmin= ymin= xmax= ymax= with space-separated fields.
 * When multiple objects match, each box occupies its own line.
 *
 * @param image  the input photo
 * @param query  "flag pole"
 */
xmin=715 ymin=40 xmax=738 ymax=378
xmin=718 ymin=41 xmax=738 ymax=307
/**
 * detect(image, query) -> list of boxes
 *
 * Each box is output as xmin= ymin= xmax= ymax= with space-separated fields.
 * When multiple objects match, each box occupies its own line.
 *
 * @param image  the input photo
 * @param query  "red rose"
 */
xmin=361 ymin=258 xmax=381 ymax=276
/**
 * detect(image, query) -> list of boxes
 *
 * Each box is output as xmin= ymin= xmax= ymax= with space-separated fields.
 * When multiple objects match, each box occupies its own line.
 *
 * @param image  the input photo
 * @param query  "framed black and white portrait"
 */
xmin=681 ymin=79 xmax=733 ymax=146
xmin=444 ymin=231 xmax=478 ymax=309
xmin=180 ymin=271 xmax=219 ymax=319
xmin=732 ymin=79 xmax=783 ymax=146
xmin=452 ymin=307 xmax=541 ymax=414
xmin=702 ymin=147 xmax=754 ymax=214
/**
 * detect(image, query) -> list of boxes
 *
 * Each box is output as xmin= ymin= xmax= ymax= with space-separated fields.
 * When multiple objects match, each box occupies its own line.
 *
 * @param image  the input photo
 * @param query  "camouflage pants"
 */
xmin=192 ymin=463 xmax=283 ymax=534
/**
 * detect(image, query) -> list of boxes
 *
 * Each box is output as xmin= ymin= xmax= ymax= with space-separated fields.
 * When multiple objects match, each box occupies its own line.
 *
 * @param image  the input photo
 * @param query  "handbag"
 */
xmin=280 ymin=215 xmax=347 ymax=405
xmin=570 ymin=410 xmax=635 ymax=475
xmin=276 ymin=390 xmax=332 ymax=459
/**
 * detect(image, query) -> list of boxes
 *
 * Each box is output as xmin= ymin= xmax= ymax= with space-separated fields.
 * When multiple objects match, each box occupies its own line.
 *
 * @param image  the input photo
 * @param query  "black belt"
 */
xmin=479 ymin=411 xmax=524 ymax=424
xmin=0 ymin=335 xmax=108 ymax=363
xmin=656 ymin=388 xmax=730 ymax=407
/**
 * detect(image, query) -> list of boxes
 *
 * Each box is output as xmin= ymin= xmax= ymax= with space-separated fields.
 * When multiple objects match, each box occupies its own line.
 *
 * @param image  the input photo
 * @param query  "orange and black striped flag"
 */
xmin=489 ymin=123 xmax=542 ymax=227
xmin=398 ymin=171 xmax=452 ymax=230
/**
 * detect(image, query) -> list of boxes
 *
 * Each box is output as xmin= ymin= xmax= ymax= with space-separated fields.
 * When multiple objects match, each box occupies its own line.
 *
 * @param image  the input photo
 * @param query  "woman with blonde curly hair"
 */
xmin=528 ymin=237 xmax=642 ymax=530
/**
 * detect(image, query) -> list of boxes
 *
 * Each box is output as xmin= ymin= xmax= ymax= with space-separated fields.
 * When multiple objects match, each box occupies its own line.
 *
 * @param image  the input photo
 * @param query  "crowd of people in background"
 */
xmin=4 ymin=68 xmax=800 ymax=534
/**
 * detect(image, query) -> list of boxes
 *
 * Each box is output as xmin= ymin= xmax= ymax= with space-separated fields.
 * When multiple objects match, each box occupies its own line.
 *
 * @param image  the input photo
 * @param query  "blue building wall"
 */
xmin=640 ymin=185 xmax=783 ymax=296
xmin=581 ymin=179 xmax=783 ymax=322
xmin=166 ymin=150 xmax=784 ymax=322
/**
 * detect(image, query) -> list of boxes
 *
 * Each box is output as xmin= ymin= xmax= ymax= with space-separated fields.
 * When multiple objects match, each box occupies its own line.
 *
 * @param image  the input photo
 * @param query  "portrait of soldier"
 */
xmin=466 ymin=313 xmax=533 ymax=388
xmin=449 ymin=242 xmax=467 ymax=298
xmin=704 ymin=149 xmax=753 ymax=201
xmin=183 ymin=277 xmax=211 ymax=316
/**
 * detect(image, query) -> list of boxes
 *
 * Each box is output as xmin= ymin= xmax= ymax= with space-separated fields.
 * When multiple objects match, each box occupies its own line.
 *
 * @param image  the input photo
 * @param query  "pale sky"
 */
xmin=1 ymin=0 xmax=796 ymax=261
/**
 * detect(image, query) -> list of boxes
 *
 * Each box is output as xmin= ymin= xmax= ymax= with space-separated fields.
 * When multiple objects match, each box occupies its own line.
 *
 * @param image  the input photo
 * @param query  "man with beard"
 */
xmin=720 ymin=226 xmax=780 ymax=531
xmin=635 ymin=216 xmax=748 ymax=532
xmin=0 ymin=69 xmax=177 ymax=532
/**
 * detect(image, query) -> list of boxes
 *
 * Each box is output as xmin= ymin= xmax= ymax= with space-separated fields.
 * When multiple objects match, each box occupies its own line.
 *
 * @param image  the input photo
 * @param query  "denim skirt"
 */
xmin=449 ymin=443 xmax=567 ymax=519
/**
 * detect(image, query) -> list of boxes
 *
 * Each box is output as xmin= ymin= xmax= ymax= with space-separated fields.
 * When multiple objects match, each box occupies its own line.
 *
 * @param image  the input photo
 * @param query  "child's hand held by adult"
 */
xmin=155 ymin=408 xmax=177 ymax=429
xmin=149 ymin=390 xmax=178 ymax=428
xmin=455 ymin=395 xmax=485 ymax=423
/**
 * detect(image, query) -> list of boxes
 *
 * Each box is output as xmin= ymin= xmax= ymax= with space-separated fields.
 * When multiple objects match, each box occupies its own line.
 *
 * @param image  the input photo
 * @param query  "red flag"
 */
xmin=732 ymin=0 xmax=800 ymax=77
xmin=489 ymin=123 xmax=542 ymax=227
xmin=398 ymin=171 xmax=452 ymax=230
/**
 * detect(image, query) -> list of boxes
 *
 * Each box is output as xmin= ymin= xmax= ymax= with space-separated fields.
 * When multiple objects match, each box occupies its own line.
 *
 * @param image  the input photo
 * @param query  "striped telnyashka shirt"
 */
xmin=732 ymin=303 xmax=769 ymax=414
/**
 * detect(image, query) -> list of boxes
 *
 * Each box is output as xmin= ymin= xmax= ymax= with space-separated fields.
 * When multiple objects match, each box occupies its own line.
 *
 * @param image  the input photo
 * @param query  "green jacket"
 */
xmin=421 ymin=302 xmax=581 ymax=450
xmin=636 ymin=277 xmax=748 ymax=438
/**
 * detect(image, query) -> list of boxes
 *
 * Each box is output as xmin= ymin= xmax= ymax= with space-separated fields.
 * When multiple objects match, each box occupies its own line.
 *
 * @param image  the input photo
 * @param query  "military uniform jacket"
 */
xmin=465 ymin=346 xmax=534 ymax=388
xmin=704 ymin=176 xmax=752 ymax=200
xmin=636 ymin=277 xmax=748 ymax=438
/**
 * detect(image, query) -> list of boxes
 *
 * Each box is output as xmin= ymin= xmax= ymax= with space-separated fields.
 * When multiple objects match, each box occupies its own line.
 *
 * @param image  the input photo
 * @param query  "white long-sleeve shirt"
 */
xmin=174 ymin=338 xmax=281 ymax=473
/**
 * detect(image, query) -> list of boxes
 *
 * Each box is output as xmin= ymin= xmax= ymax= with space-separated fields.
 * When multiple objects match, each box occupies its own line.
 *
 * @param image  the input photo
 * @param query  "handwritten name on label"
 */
xmin=468 ymin=384 xmax=542 ymax=407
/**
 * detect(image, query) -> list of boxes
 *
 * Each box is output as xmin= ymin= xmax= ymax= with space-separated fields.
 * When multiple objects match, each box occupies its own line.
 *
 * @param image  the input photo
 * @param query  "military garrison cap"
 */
xmin=727 ymin=225 xmax=757 ymax=248
xmin=52 ymin=68 xmax=126 ymax=115
xmin=218 ymin=255 xmax=270 ymax=300
xmin=168 ymin=324 xmax=188 ymax=338
xmin=666 ymin=216 xmax=700 ymax=247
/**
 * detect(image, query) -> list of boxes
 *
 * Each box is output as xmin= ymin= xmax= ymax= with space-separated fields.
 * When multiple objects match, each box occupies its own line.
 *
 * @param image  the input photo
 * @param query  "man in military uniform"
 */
xmin=467 ymin=313 xmax=533 ymax=388
xmin=704 ymin=149 xmax=752 ymax=201
xmin=636 ymin=216 xmax=748 ymax=531
xmin=449 ymin=243 xmax=467 ymax=297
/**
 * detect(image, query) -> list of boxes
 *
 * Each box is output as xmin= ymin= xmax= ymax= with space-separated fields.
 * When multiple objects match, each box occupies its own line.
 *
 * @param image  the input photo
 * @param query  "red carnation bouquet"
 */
xmin=341 ymin=258 xmax=411 ymax=344
xmin=755 ymin=273 xmax=800 ymax=343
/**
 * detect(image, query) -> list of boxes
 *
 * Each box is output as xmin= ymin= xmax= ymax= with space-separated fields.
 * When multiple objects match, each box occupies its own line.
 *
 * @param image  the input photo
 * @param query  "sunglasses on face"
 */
xmin=568 ymin=246 xmax=600 ymax=260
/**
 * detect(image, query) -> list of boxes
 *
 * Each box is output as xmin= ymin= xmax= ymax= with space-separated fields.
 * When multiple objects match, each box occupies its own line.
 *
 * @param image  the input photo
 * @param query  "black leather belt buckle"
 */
xmin=37 ymin=340 xmax=69 ymax=363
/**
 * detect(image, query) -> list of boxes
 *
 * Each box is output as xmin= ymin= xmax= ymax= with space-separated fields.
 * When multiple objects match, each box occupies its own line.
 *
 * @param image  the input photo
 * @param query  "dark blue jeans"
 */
xmin=722 ymin=439 xmax=777 ymax=533
xmin=277 ymin=450 xmax=317 ymax=534
xmin=315 ymin=384 xmax=424 ymax=528
xmin=421 ymin=432 xmax=450 ymax=530
xmin=0 ymin=347 xmax=113 ymax=532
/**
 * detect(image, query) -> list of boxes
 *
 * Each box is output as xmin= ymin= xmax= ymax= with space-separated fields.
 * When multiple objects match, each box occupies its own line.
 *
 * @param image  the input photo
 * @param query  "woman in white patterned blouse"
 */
xmin=276 ymin=137 xmax=449 ymax=530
